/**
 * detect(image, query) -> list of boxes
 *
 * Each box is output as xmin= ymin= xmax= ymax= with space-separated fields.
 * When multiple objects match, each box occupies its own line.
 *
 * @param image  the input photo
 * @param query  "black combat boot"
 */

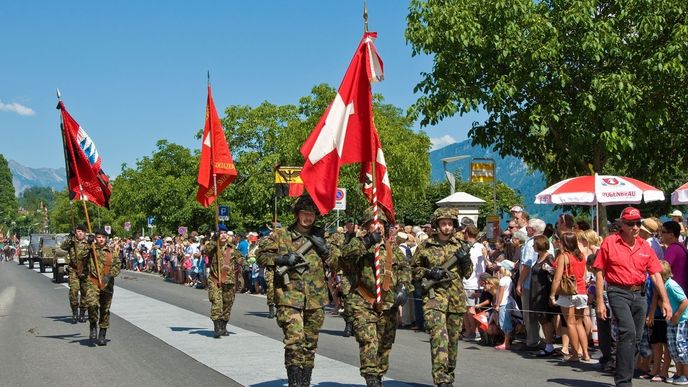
xmin=437 ymin=383 xmax=454 ymax=387
xmin=343 ymin=321 xmax=353 ymax=337
xmin=286 ymin=365 xmax=301 ymax=387
xmin=221 ymin=320 xmax=229 ymax=336
xmin=212 ymin=320 xmax=221 ymax=338
xmin=300 ymin=366 xmax=312 ymax=387
xmin=71 ymin=308 xmax=78 ymax=324
xmin=268 ymin=304 xmax=275 ymax=319
xmin=97 ymin=328 xmax=107 ymax=346
xmin=89 ymin=322 xmax=98 ymax=340
xmin=364 ymin=374 xmax=381 ymax=387
xmin=78 ymin=309 xmax=87 ymax=323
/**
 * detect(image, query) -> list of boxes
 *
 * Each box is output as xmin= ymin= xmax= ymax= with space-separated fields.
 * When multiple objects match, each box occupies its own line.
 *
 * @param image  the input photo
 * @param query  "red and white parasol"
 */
xmin=535 ymin=174 xmax=665 ymax=205
xmin=672 ymin=182 xmax=688 ymax=205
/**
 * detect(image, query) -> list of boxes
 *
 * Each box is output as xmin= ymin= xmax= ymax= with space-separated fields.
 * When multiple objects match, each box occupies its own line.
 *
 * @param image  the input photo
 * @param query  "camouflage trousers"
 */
xmin=208 ymin=280 xmax=235 ymax=322
xmin=276 ymin=306 xmax=324 ymax=367
xmin=67 ymin=269 xmax=87 ymax=311
xmin=265 ymin=268 xmax=274 ymax=306
xmin=85 ymin=279 xmax=115 ymax=328
xmin=351 ymin=303 xmax=397 ymax=377
xmin=340 ymin=276 xmax=353 ymax=324
xmin=425 ymin=308 xmax=464 ymax=385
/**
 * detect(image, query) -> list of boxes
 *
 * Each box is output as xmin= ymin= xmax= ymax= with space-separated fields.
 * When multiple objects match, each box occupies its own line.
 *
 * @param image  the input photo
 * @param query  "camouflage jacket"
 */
xmin=203 ymin=239 xmax=243 ymax=286
xmin=60 ymin=236 xmax=90 ymax=275
xmin=256 ymin=225 xmax=331 ymax=310
xmin=338 ymin=234 xmax=413 ymax=310
xmin=412 ymin=235 xmax=473 ymax=313
xmin=87 ymin=244 xmax=121 ymax=289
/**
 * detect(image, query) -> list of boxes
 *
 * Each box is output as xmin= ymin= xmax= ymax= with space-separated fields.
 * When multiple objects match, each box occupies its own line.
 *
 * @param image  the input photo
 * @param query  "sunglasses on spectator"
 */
xmin=623 ymin=220 xmax=642 ymax=227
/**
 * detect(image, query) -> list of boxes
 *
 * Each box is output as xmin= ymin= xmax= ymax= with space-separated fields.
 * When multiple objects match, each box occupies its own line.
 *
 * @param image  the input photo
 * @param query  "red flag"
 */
xmin=196 ymin=84 xmax=237 ymax=207
xmin=360 ymin=129 xmax=395 ymax=222
xmin=300 ymin=32 xmax=384 ymax=214
xmin=57 ymin=101 xmax=112 ymax=208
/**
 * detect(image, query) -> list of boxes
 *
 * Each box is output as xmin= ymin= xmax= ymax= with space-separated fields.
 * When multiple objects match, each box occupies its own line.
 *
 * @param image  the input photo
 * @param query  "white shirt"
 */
xmin=463 ymin=241 xmax=485 ymax=290
xmin=499 ymin=276 xmax=513 ymax=306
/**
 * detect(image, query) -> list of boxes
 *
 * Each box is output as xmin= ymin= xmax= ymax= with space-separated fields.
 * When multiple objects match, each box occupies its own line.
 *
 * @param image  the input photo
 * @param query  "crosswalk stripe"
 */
xmin=30 ymin=265 xmax=412 ymax=387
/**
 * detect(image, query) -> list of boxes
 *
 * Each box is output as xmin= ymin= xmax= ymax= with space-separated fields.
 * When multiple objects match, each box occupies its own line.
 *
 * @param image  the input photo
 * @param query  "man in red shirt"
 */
xmin=594 ymin=207 xmax=672 ymax=387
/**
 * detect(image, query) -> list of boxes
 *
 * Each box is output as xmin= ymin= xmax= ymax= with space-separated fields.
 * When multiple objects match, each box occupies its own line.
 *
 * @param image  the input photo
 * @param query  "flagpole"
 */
xmin=57 ymin=91 xmax=102 ymax=288
xmin=208 ymin=71 xmax=221 ymax=284
xmin=57 ymin=89 xmax=76 ymax=230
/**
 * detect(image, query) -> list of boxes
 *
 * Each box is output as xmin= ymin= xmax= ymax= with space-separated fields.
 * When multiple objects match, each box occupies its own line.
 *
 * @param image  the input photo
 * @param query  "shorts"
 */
xmin=649 ymin=319 xmax=668 ymax=344
xmin=555 ymin=294 xmax=588 ymax=310
xmin=668 ymin=321 xmax=688 ymax=364
xmin=498 ymin=302 xmax=514 ymax=333
xmin=465 ymin=289 xmax=480 ymax=307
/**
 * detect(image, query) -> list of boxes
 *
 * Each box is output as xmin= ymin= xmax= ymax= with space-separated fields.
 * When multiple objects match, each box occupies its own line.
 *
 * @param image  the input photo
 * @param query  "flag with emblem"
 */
xmin=275 ymin=166 xmax=304 ymax=198
xmin=57 ymin=100 xmax=112 ymax=208
xmin=300 ymin=31 xmax=386 ymax=214
xmin=196 ymin=84 xmax=237 ymax=207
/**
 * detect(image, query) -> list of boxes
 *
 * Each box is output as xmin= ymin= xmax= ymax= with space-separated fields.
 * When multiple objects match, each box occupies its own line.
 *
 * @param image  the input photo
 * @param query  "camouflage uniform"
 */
xmin=265 ymin=267 xmax=275 ymax=314
xmin=85 ymin=240 xmax=121 ymax=345
xmin=60 ymin=235 xmax=90 ymax=322
xmin=203 ymin=238 xmax=243 ymax=337
xmin=338 ymin=224 xmax=413 ymax=386
xmin=412 ymin=208 xmax=473 ymax=387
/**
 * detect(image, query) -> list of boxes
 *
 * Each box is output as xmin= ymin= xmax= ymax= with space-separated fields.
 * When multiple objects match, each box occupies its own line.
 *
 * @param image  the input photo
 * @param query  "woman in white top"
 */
xmin=495 ymin=260 xmax=516 ymax=350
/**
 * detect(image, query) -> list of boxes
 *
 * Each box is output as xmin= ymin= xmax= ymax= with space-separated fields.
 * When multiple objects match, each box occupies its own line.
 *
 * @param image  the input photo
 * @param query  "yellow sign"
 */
xmin=470 ymin=162 xmax=494 ymax=183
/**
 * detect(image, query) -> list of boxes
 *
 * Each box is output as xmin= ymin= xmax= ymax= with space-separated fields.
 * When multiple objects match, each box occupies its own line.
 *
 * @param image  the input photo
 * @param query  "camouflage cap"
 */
xmin=94 ymin=228 xmax=109 ymax=236
xmin=361 ymin=207 xmax=387 ymax=225
xmin=431 ymin=207 xmax=459 ymax=228
xmin=75 ymin=224 xmax=88 ymax=232
xmin=292 ymin=194 xmax=318 ymax=215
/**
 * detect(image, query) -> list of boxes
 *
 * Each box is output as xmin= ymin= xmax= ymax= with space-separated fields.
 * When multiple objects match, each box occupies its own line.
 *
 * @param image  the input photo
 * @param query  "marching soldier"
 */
xmin=85 ymin=229 xmax=121 ymax=346
xmin=203 ymin=223 xmax=243 ymax=338
xmin=265 ymin=266 xmax=276 ymax=318
xmin=412 ymin=207 xmax=473 ymax=387
xmin=338 ymin=208 xmax=412 ymax=387
xmin=256 ymin=194 xmax=334 ymax=387
xmin=60 ymin=224 xmax=90 ymax=324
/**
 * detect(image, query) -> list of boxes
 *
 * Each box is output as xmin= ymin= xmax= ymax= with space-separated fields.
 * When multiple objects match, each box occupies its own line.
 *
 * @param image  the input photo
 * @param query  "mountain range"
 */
xmin=429 ymin=139 xmax=556 ymax=222
xmin=9 ymin=160 xmax=66 ymax=196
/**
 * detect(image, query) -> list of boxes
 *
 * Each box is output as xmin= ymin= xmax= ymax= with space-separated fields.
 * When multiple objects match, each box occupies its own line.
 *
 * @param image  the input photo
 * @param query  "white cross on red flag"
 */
xmin=300 ymin=32 xmax=394 ymax=221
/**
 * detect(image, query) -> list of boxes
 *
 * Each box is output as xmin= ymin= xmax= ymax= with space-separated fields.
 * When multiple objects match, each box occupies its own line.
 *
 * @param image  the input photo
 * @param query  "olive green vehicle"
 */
xmin=18 ymin=236 xmax=30 ymax=265
xmin=35 ymin=234 xmax=69 ymax=283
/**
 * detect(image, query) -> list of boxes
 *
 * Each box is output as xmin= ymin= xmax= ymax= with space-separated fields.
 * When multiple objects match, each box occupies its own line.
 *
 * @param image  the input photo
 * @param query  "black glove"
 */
xmin=454 ymin=244 xmax=472 ymax=272
xmin=306 ymin=235 xmax=329 ymax=258
xmin=361 ymin=232 xmax=382 ymax=249
xmin=87 ymin=234 xmax=95 ymax=244
xmin=428 ymin=266 xmax=445 ymax=281
xmin=275 ymin=252 xmax=299 ymax=267
xmin=393 ymin=283 xmax=408 ymax=308
xmin=102 ymin=275 xmax=112 ymax=285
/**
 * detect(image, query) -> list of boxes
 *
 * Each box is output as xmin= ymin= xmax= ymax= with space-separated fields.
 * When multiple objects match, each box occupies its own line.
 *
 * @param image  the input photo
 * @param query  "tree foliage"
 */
xmin=0 ymin=154 xmax=18 ymax=229
xmin=19 ymin=186 xmax=56 ymax=211
xmin=406 ymin=0 xmax=688 ymax=216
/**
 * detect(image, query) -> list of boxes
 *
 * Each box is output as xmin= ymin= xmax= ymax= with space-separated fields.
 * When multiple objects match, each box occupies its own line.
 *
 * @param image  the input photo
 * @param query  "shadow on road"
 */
xmin=170 ymin=326 xmax=224 ymax=337
xmin=44 ymin=315 xmax=74 ymax=324
xmin=38 ymin=333 xmax=96 ymax=347
xmin=546 ymin=378 xmax=612 ymax=386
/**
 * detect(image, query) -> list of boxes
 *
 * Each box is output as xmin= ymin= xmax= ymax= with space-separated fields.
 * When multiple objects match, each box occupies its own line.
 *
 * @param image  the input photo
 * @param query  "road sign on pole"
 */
xmin=334 ymin=188 xmax=347 ymax=211
xmin=124 ymin=221 xmax=131 ymax=231
xmin=218 ymin=205 xmax=229 ymax=221
xmin=178 ymin=226 xmax=187 ymax=235
xmin=147 ymin=216 xmax=155 ymax=228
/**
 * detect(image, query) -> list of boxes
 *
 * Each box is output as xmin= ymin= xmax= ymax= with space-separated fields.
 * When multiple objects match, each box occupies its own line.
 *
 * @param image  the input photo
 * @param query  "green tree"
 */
xmin=406 ymin=0 xmax=688 ymax=220
xmin=19 ymin=186 xmax=56 ymax=211
xmin=0 ymin=154 xmax=18 ymax=229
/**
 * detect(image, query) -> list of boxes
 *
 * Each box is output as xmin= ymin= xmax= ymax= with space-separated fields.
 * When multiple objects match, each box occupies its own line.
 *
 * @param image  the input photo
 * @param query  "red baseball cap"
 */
xmin=620 ymin=207 xmax=641 ymax=221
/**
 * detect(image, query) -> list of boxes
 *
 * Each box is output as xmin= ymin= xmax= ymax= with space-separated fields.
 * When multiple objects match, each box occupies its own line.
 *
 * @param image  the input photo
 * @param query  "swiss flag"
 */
xmin=360 ymin=129 xmax=395 ymax=222
xmin=57 ymin=100 xmax=112 ymax=208
xmin=300 ymin=32 xmax=385 ymax=214
xmin=196 ymin=84 xmax=237 ymax=207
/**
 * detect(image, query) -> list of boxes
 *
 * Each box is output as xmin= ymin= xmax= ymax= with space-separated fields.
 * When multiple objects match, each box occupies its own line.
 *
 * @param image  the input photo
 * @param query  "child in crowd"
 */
xmin=482 ymin=277 xmax=502 ymax=345
xmin=495 ymin=260 xmax=516 ymax=350
xmin=644 ymin=270 xmax=671 ymax=382
xmin=655 ymin=261 xmax=688 ymax=384
xmin=472 ymin=273 xmax=495 ymax=345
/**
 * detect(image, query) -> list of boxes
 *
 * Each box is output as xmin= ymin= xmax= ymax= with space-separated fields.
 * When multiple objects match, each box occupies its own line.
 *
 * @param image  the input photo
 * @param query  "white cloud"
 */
xmin=430 ymin=135 xmax=457 ymax=151
xmin=0 ymin=100 xmax=35 ymax=116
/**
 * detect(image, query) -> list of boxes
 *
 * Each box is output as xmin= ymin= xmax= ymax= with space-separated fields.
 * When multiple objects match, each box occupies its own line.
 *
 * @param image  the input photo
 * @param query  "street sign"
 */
xmin=334 ymin=188 xmax=347 ymax=210
xmin=147 ymin=216 xmax=155 ymax=228
xmin=124 ymin=221 xmax=131 ymax=231
xmin=218 ymin=205 xmax=229 ymax=221
xmin=104 ymin=225 xmax=112 ymax=235
xmin=178 ymin=226 xmax=187 ymax=235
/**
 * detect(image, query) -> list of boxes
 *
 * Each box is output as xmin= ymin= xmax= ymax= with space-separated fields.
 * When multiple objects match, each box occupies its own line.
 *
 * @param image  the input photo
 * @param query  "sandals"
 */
xmin=494 ymin=343 xmax=511 ymax=350
xmin=650 ymin=375 xmax=665 ymax=382
xmin=560 ymin=353 xmax=580 ymax=362
xmin=638 ymin=373 xmax=654 ymax=380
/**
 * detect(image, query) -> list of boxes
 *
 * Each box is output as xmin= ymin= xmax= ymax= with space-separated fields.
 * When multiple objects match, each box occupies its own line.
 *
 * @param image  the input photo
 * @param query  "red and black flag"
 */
xmin=57 ymin=100 xmax=112 ymax=208
xmin=275 ymin=166 xmax=304 ymax=198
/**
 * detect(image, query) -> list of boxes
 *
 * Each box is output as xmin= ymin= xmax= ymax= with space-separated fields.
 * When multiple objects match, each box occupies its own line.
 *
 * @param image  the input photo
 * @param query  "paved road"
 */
xmin=0 ymin=259 xmax=658 ymax=386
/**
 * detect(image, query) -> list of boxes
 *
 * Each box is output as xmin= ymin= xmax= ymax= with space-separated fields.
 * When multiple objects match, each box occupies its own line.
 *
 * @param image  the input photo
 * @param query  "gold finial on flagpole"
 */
xmin=363 ymin=0 xmax=368 ymax=33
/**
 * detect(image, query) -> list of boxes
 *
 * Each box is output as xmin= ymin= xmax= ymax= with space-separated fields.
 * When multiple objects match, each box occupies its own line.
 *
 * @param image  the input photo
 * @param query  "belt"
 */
xmin=609 ymin=283 xmax=643 ymax=292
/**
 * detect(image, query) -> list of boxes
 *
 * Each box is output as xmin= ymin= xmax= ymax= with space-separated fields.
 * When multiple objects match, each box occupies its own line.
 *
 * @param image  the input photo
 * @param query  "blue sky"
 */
xmin=1 ymin=1 xmax=485 ymax=177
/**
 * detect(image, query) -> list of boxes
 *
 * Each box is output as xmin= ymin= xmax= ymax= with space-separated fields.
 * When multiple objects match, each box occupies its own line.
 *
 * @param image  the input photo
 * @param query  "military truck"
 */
xmin=28 ymin=233 xmax=51 ymax=269
xmin=51 ymin=234 xmax=70 ymax=283
xmin=36 ymin=234 xmax=69 ymax=283
xmin=18 ymin=236 xmax=30 ymax=265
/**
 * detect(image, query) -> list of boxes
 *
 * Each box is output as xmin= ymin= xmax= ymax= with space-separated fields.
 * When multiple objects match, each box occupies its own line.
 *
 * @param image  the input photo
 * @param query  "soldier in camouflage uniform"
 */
xmin=256 ymin=195 xmax=333 ymax=387
xmin=84 ymin=229 xmax=121 ymax=346
xmin=338 ymin=208 xmax=413 ymax=387
xmin=203 ymin=223 xmax=243 ymax=338
xmin=60 ymin=224 xmax=90 ymax=324
xmin=412 ymin=207 xmax=473 ymax=387
xmin=265 ymin=267 xmax=275 ymax=318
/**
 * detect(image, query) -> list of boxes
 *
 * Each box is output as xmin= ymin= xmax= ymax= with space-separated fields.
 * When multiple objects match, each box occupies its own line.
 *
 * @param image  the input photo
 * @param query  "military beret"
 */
xmin=94 ymin=228 xmax=109 ymax=236
xmin=75 ymin=224 xmax=88 ymax=232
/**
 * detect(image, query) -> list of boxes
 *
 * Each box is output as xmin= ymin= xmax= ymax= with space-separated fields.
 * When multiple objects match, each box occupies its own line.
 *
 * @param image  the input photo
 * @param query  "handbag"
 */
xmin=556 ymin=253 xmax=578 ymax=296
